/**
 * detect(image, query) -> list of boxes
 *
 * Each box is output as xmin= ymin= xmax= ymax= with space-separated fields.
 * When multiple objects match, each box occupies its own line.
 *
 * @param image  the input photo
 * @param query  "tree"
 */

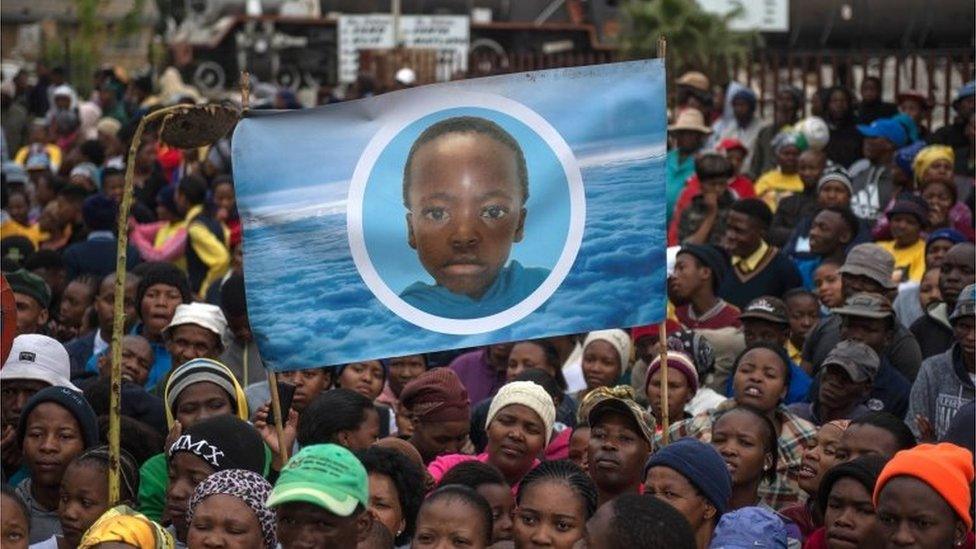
xmin=621 ymin=0 xmax=756 ymax=85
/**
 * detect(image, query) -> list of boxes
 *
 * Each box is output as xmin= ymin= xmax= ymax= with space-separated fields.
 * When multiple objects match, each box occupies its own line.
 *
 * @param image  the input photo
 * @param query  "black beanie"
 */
xmin=17 ymin=386 xmax=99 ymax=449
xmin=136 ymin=262 xmax=192 ymax=319
xmin=167 ymin=415 xmax=265 ymax=474
xmin=817 ymin=455 xmax=887 ymax=516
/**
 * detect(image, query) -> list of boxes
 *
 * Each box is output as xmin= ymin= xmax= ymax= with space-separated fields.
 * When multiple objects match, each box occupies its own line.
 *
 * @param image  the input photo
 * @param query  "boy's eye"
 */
xmin=422 ymin=208 xmax=448 ymax=222
xmin=481 ymin=205 xmax=508 ymax=220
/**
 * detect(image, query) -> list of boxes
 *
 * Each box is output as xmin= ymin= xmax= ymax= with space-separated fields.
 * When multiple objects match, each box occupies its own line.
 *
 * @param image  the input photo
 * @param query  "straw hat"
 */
xmin=668 ymin=109 xmax=713 ymax=134
xmin=676 ymin=71 xmax=710 ymax=92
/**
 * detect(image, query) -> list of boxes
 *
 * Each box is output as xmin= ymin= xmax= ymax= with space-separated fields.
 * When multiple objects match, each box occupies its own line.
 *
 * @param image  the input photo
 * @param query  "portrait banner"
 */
xmin=233 ymin=59 xmax=667 ymax=371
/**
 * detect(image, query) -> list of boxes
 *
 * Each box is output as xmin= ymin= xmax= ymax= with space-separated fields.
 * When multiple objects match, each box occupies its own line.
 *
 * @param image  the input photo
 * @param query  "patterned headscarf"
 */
xmin=666 ymin=329 xmax=716 ymax=379
xmin=78 ymin=505 xmax=174 ymax=549
xmin=187 ymin=469 xmax=277 ymax=549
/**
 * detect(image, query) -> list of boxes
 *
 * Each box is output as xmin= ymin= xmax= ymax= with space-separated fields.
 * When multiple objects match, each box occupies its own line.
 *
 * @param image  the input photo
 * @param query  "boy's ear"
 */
xmin=406 ymin=212 xmax=417 ymax=249
xmin=513 ymin=207 xmax=527 ymax=243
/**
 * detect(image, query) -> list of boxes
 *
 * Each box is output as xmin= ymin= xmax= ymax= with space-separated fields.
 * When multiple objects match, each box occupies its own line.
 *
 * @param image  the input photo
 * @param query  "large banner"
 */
xmin=233 ymin=59 xmax=667 ymax=371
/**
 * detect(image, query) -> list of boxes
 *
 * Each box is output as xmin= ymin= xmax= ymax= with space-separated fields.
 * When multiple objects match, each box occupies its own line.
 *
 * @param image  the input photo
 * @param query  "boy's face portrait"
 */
xmin=406 ymin=131 xmax=526 ymax=299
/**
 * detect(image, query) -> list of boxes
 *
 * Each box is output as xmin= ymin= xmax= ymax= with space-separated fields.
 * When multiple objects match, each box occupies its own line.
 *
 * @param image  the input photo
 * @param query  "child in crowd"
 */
xmin=16 ymin=386 xmax=99 ymax=544
xmin=211 ymin=175 xmax=241 ymax=248
xmin=877 ymin=195 xmax=929 ymax=283
xmin=813 ymin=259 xmax=845 ymax=310
xmin=1 ymin=484 xmax=30 ymax=548
xmin=769 ymin=149 xmax=827 ymax=246
xmin=399 ymin=116 xmax=549 ymax=319
xmin=754 ymin=130 xmax=805 ymax=212
xmin=670 ymin=153 xmax=738 ymax=246
xmin=644 ymin=352 xmax=698 ymax=428
xmin=437 ymin=461 xmax=514 ymax=544
xmin=783 ymin=289 xmax=820 ymax=362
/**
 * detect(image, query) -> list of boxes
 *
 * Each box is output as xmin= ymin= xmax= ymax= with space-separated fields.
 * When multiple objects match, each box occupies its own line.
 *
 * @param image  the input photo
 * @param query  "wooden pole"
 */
xmin=110 ymin=104 xmax=185 ymax=502
xmin=268 ymin=370 xmax=289 ymax=463
xmin=657 ymin=36 xmax=670 ymax=446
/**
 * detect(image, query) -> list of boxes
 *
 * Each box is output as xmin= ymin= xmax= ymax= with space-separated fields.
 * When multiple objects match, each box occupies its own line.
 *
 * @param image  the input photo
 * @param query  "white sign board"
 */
xmin=338 ymin=15 xmax=470 ymax=84
xmin=697 ymin=0 xmax=789 ymax=32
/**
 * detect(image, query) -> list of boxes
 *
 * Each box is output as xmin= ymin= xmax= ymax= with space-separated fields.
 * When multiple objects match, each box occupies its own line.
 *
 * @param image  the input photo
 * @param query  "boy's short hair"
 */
xmin=402 ymin=116 xmax=529 ymax=206
xmin=694 ymin=153 xmax=733 ymax=180
xmin=730 ymin=198 xmax=773 ymax=229
xmin=178 ymin=174 xmax=208 ymax=206
xmin=608 ymin=494 xmax=696 ymax=549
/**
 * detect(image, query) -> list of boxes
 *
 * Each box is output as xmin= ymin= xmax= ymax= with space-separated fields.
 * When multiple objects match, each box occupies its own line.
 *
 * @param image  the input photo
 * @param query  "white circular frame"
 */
xmin=347 ymin=89 xmax=585 ymax=335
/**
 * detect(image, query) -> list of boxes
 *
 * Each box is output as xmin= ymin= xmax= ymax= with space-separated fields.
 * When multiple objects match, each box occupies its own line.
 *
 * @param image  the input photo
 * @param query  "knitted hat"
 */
xmin=82 ymin=194 xmax=118 ymax=231
xmin=485 ymin=381 xmax=556 ymax=445
xmin=645 ymin=351 xmax=700 ymax=396
xmin=644 ymin=438 xmax=732 ymax=515
xmin=913 ymin=145 xmax=955 ymax=187
xmin=399 ymin=368 xmax=470 ymax=423
xmin=17 ymin=386 xmax=99 ymax=448
xmin=885 ymin=194 xmax=930 ymax=229
xmin=874 ymin=443 xmax=975 ymax=529
xmin=817 ymin=166 xmax=854 ymax=195
xmin=667 ymin=329 xmax=716 ymax=379
xmin=188 ymin=469 xmax=276 ymax=549
xmin=168 ymin=415 xmax=265 ymax=475
xmin=950 ymin=283 xmax=975 ymax=323
xmin=163 ymin=358 xmax=248 ymax=427
xmin=583 ymin=329 xmax=633 ymax=373
xmin=817 ymin=455 xmax=886 ymax=517
xmin=135 ymin=262 xmax=192 ymax=319
xmin=926 ymin=228 xmax=967 ymax=251
xmin=6 ymin=269 xmax=51 ymax=308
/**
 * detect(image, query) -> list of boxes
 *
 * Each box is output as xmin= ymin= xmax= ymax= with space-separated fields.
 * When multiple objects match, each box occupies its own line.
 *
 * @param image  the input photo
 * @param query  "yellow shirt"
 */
xmin=733 ymin=240 xmax=770 ymax=274
xmin=754 ymin=169 xmax=803 ymax=212
xmin=0 ymin=219 xmax=44 ymax=248
xmin=878 ymin=239 xmax=926 ymax=284
xmin=786 ymin=340 xmax=802 ymax=365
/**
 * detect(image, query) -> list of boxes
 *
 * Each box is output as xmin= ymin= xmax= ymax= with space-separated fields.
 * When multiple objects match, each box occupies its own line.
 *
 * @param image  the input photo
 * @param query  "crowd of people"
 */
xmin=0 ymin=60 xmax=973 ymax=549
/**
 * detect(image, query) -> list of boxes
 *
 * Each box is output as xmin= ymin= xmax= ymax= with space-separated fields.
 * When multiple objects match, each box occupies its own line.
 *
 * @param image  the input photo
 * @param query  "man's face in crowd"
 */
xmin=860 ymin=79 xmax=881 ymax=104
xmin=58 ymin=280 xmax=94 ymax=329
xmin=797 ymin=151 xmax=826 ymax=189
xmin=387 ymin=355 xmax=426 ymax=395
xmin=99 ymin=336 xmax=154 ymax=386
xmin=742 ymin=318 xmax=789 ymax=347
xmin=819 ymin=364 xmax=870 ymax=412
xmin=406 ymin=131 xmax=526 ymax=300
xmin=277 ymin=502 xmax=370 ymax=549
xmin=13 ymin=292 xmax=47 ymax=336
xmin=668 ymin=253 xmax=710 ymax=302
xmin=0 ymin=379 xmax=48 ymax=431
xmin=672 ymin=130 xmax=704 ymax=154
xmin=828 ymin=90 xmax=850 ymax=120
xmin=724 ymin=211 xmax=762 ymax=258
xmin=839 ymin=423 xmax=901 ymax=461
xmin=841 ymin=274 xmax=886 ymax=301
xmin=925 ymin=238 xmax=955 ymax=270
xmin=817 ymin=181 xmax=851 ymax=208
xmin=94 ymin=276 xmax=139 ymax=337
xmin=809 ymin=210 xmax=851 ymax=256
xmin=411 ymin=419 xmax=470 ymax=464
xmin=166 ymin=324 xmax=221 ymax=369
xmin=731 ymin=98 xmax=752 ymax=124
xmin=953 ymin=316 xmax=975 ymax=363
xmin=889 ymin=213 xmax=922 ymax=247
xmin=863 ymin=137 xmax=894 ymax=163
xmin=939 ymin=243 xmax=976 ymax=307
xmin=587 ymin=412 xmax=651 ymax=495
xmin=840 ymin=317 xmax=891 ymax=354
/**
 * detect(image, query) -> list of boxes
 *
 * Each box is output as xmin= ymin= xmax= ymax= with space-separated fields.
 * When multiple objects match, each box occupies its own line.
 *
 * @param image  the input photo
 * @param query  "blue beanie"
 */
xmin=927 ymin=228 xmax=967 ymax=249
xmin=82 ymin=194 xmax=118 ymax=232
xmin=644 ymin=437 xmax=732 ymax=515
xmin=17 ymin=386 xmax=99 ymax=449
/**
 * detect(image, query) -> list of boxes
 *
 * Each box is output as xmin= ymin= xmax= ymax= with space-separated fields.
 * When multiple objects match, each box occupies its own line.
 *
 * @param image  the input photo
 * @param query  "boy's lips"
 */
xmin=442 ymin=262 xmax=486 ymax=276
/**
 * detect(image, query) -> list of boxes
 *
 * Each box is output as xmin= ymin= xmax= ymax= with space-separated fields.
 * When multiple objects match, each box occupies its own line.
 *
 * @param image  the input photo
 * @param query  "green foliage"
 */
xmin=621 ymin=0 xmax=756 ymax=84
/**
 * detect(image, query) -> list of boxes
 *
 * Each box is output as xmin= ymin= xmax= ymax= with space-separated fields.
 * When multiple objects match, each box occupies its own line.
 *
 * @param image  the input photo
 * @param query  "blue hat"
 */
xmin=894 ymin=141 xmax=926 ymax=178
xmin=857 ymin=117 xmax=908 ymax=148
xmin=709 ymin=506 xmax=788 ymax=548
xmin=926 ymin=228 xmax=967 ymax=248
xmin=644 ymin=438 xmax=732 ymax=515
xmin=891 ymin=113 xmax=921 ymax=143
xmin=954 ymin=80 xmax=975 ymax=106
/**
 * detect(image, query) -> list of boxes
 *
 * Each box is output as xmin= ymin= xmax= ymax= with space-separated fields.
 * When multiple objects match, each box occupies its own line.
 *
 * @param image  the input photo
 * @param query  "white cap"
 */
xmin=395 ymin=68 xmax=417 ymax=86
xmin=163 ymin=303 xmax=228 ymax=349
xmin=1 ymin=334 xmax=77 ymax=391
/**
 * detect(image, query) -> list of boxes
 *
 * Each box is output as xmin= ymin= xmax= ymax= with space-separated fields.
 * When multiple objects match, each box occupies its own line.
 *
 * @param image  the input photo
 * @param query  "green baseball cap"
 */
xmin=266 ymin=444 xmax=368 ymax=517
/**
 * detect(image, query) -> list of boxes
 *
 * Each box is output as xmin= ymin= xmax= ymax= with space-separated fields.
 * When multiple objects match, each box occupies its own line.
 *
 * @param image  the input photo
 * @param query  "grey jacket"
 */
xmin=906 ymin=344 xmax=975 ymax=440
